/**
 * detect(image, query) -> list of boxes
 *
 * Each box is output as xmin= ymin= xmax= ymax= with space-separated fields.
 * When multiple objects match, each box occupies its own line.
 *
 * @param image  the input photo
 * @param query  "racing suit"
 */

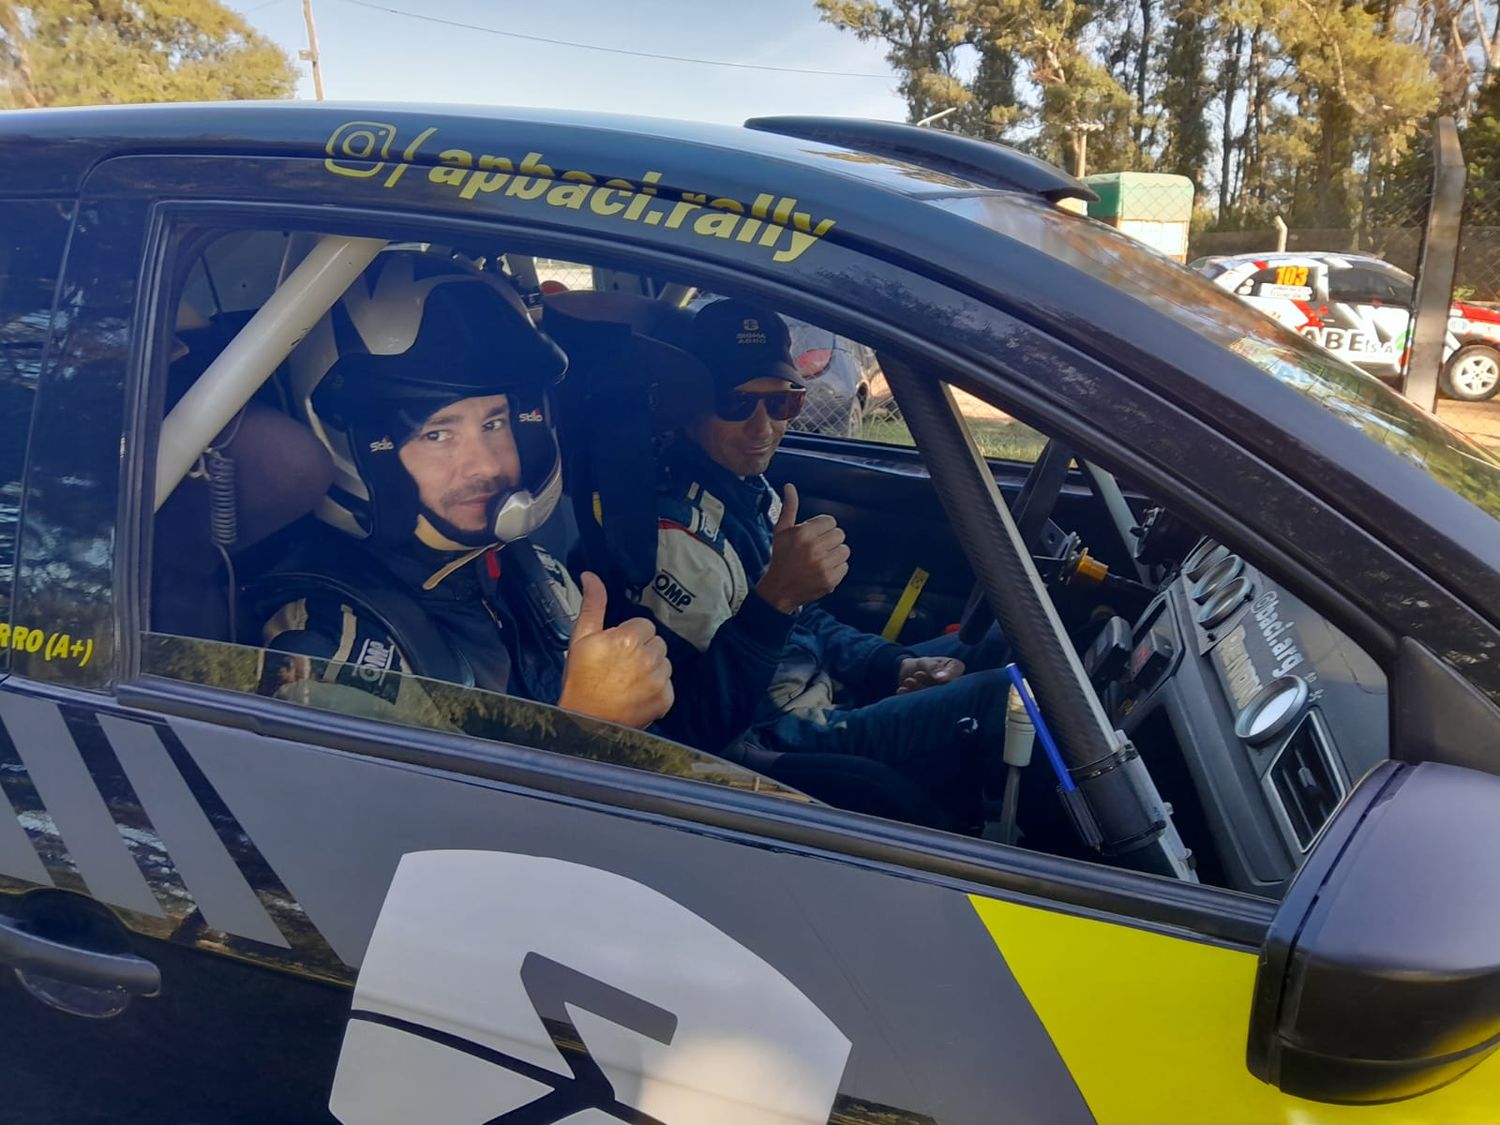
xmin=255 ymin=523 xmax=580 ymax=708
xmin=632 ymin=440 xmax=1009 ymax=805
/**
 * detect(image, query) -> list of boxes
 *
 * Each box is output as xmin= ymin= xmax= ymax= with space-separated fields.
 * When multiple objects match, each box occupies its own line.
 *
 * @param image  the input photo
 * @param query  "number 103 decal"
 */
xmin=329 ymin=852 xmax=853 ymax=1125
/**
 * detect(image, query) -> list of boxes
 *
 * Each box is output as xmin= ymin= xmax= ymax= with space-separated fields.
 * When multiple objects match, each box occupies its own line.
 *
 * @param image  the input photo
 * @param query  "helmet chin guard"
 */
xmin=491 ymin=454 xmax=562 ymax=543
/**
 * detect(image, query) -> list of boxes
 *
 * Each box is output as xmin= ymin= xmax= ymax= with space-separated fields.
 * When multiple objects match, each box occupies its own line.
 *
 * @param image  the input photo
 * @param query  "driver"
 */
xmin=256 ymin=248 xmax=672 ymax=729
xmin=631 ymin=298 xmax=1011 ymax=812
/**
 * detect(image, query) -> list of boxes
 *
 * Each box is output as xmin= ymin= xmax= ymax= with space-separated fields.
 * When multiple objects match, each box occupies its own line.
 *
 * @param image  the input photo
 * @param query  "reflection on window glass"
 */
xmin=1 ymin=203 xmax=71 ymax=625
xmin=934 ymin=193 xmax=1500 ymax=522
xmin=142 ymin=632 xmax=807 ymax=802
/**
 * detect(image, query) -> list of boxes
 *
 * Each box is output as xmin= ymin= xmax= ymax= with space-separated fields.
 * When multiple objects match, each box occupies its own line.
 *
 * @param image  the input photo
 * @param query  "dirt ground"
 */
xmin=1437 ymin=399 xmax=1500 ymax=452
xmin=950 ymin=386 xmax=1500 ymax=457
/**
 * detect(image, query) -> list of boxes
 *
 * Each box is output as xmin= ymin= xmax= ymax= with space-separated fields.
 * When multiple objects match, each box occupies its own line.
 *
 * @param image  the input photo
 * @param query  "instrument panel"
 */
xmin=1111 ymin=539 xmax=1388 ymax=895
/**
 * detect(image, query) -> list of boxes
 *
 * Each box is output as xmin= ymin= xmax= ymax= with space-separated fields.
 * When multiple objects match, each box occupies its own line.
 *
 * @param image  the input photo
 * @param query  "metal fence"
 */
xmin=1459 ymin=180 xmax=1500 ymax=304
xmin=1189 ymin=162 xmax=1433 ymax=274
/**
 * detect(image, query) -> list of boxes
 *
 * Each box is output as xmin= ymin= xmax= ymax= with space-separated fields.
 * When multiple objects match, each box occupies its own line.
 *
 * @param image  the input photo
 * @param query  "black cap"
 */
xmin=686 ymin=299 xmax=803 ymax=394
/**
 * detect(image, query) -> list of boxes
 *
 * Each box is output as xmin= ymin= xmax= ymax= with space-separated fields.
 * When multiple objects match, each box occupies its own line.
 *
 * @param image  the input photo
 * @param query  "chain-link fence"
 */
xmin=532 ymin=258 xmax=595 ymax=293
xmin=1459 ymin=188 xmax=1500 ymax=304
xmin=1189 ymin=167 xmax=1433 ymax=272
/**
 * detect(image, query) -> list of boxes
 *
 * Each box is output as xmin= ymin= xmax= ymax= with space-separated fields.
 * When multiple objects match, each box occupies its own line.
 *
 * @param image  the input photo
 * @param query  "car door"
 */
xmin=0 ymin=148 xmax=1107 ymax=1125
xmin=1324 ymin=264 xmax=1407 ymax=376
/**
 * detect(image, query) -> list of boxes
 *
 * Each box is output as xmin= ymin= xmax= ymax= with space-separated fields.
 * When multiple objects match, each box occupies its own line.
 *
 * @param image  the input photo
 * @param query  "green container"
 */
xmin=1084 ymin=172 xmax=1195 ymax=223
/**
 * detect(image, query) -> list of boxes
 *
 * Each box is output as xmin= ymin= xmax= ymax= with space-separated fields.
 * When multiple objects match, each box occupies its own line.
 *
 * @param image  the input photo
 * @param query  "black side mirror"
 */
xmin=1248 ymin=761 xmax=1500 ymax=1103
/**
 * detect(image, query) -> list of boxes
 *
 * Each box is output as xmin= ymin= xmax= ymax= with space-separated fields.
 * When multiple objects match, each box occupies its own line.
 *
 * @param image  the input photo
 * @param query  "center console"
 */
xmin=1102 ymin=539 xmax=1388 ymax=895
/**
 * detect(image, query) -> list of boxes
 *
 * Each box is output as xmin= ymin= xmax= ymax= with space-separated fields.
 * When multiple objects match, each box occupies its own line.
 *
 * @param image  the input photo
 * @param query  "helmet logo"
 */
xmin=369 ymin=436 xmax=395 ymax=452
xmin=518 ymin=409 xmax=544 ymax=423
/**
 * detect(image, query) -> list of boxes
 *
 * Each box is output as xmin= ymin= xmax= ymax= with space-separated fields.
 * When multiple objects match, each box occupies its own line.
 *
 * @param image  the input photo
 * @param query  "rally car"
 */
xmin=2 ymin=104 xmax=1500 ymax=1124
xmin=1192 ymin=250 xmax=1500 ymax=400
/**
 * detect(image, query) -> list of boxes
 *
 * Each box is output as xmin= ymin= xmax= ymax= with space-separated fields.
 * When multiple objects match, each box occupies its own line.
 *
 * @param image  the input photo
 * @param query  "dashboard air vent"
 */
xmin=1267 ymin=714 xmax=1345 ymax=851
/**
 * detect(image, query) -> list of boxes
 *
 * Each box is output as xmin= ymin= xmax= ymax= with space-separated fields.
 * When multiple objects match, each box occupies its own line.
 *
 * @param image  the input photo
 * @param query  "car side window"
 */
xmin=140 ymin=222 xmax=814 ymax=802
xmin=1328 ymin=266 xmax=1403 ymax=305
xmin=0 ymin=201 xmax=71 ymax=667
xmin=140 ymin=631 xmax=783 ymax=794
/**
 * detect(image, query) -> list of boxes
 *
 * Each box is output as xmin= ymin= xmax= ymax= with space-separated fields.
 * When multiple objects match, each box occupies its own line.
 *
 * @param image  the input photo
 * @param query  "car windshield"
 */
xmin=936 ymin=194 xmax=1500 ymax=522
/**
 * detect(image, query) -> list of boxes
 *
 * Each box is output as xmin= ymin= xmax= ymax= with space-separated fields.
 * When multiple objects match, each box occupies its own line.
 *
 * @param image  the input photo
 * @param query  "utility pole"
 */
xmin=301 ymin=0 xmax=325 ymax=101
xmin=1067 ymin=120 xmax=1104 ymax=178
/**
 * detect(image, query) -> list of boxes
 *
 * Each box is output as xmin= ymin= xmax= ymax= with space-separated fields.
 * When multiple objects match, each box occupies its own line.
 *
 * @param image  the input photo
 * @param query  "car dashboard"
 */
xmin=1099 ymin=540 xmax=1388 ymax=895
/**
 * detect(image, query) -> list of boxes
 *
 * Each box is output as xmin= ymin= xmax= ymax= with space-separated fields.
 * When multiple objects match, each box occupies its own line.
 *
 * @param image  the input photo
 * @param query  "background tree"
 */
xmin=815 ymin=0 xmax=971 ymax=124
xmin=817 ymin=0 xmax=1473 ymax=230
xmin=1158 ymin=0 xmax=1214 ymax=192
xmin=0 ymin=0 xmax=296 ymax=109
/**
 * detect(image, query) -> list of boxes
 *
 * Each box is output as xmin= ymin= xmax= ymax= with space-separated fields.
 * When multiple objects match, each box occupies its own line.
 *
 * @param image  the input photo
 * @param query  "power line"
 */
xmin=332 ymin=0 xmax=894 ymax=79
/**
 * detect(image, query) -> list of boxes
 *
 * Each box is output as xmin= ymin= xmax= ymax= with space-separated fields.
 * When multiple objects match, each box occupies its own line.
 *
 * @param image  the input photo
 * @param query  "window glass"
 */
xmin=0 ymin=202 xmax=70 ymax=637
xmin=1329 ymin=266 xmax=1396 ymax=304
xmin=533 ymin=257 xmax=596 ymax=293
xmin=141 ymin=632 xmax=797 ymax=798
xmin=937 ymin=193 xmax=1500 ymax=524
xmin=144 ymin=219 xmax=1385 ymax=901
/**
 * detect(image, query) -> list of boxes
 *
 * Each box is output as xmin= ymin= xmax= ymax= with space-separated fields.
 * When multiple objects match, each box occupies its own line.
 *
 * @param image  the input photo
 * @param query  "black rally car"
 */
xmin=2 ymin=104 xmax=1500 ymax=1124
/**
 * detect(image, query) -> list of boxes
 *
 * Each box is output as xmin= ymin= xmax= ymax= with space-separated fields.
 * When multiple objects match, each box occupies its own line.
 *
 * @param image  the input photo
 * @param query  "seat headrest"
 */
xmin=542 ymin=295 xmax=711 ymax=431
xmin=543 ymin=290 xmax=695 ymax=348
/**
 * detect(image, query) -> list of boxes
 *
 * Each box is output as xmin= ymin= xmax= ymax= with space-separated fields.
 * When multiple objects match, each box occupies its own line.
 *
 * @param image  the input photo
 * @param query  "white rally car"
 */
xmin=1192 ymin=251 xmax=1500 ymax=401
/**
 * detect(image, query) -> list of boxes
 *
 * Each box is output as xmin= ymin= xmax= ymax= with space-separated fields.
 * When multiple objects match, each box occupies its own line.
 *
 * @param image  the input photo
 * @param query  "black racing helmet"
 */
xmin=290 ymin=248 xmax=568 ymax=548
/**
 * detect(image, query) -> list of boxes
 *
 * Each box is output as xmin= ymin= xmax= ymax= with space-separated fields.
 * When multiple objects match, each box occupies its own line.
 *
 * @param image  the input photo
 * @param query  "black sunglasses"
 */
xmin=716 ymin=388 xmax=806 ymax=422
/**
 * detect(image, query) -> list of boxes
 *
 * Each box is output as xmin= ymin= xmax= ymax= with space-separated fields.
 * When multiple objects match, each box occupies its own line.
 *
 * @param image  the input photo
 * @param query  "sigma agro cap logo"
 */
xmin=735 ymin=318 xmax=768 ymax=347
xmin=329 ymin=852 xmax=851 ymax=1124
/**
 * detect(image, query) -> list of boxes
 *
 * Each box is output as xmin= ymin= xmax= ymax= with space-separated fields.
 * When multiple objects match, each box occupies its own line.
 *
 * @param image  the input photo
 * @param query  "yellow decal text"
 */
xmin=323 ymin=121 xmax=837 ymax=265
xmin=0 ymin=623 xmax=94 ymax=668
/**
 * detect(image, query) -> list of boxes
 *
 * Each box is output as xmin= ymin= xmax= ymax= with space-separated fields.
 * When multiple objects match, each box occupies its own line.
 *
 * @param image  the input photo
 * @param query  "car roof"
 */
xmin=10 ymin=102 xmax=1498 ymax=617
xmin=1201 ymin=250 xmax=1396 ymax=271
xmin=0 ymin=101 xmax=1018 ymax=199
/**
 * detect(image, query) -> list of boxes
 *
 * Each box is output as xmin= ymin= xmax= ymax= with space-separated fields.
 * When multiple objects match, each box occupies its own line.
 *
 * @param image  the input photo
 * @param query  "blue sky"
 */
xmin=230 ymin=0 xmax=908 ymax=125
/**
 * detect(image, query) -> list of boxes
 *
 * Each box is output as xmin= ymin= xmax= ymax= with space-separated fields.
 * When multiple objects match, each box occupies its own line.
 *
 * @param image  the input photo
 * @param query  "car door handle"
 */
xmin=0 ymin=912 xmax=161 ymax=996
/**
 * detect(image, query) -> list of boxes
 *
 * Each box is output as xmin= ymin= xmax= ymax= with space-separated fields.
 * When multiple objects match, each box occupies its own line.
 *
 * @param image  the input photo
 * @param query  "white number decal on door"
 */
xmin=329 ymin=851 xmax=852 ymax=1125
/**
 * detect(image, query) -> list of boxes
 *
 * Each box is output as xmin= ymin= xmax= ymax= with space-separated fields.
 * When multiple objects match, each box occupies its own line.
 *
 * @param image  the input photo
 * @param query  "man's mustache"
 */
xmin=441 ymin=476 xmax=512 ymax=507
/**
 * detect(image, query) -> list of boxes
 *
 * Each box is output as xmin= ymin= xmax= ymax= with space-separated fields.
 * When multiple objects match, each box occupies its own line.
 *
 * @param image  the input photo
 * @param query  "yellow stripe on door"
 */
xmin=969 ymin=894 xmax=1500 ymax=1124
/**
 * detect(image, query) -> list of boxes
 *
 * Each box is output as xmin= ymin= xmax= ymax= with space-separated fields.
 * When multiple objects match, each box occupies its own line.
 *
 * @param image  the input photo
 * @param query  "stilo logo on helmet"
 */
xmin=292 ymin=250 xmax=568 ymax=548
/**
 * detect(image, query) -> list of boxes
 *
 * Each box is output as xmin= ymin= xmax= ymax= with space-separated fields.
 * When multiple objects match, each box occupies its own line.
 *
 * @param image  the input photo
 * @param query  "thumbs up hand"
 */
xmin=558 ymin=572 xmax=674 ymax=728
xmin=755 ymin=483 xmax=851 ymax=615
